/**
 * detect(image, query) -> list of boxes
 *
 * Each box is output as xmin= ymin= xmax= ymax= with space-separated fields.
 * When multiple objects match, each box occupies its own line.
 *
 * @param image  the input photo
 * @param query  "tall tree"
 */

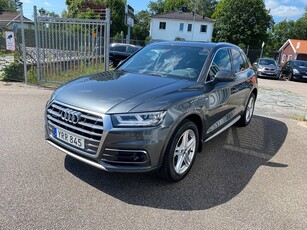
xmin=65 ymin=0 xmax=126 ymax=37
xmin=0 ymin=0 xmax=17 ymax=12
xmin=212 ymin=0 xmax=273 ymax=46
xmin=38 ymin=8 xmax=60 ymax=17
xmin=148 ymin=0 xmax=165 ymax=15
xmin=132 ymin=10 xmax=150 ymax=41
xmin=148 ymin=0 xmax=216 ymax=17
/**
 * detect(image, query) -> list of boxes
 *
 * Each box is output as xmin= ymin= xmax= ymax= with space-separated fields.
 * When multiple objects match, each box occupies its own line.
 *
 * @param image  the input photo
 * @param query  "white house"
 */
xmin=150 ymin=11 xmax=215 ymax=42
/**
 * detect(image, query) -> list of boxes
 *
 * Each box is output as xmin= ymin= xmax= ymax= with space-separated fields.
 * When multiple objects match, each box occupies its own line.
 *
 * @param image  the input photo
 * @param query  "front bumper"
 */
xmin=292 ymin=73 xmax=307 ymax=81
xmin=257 ymin=70 xmax=279 ymax=78
xmin=45 ymin=101 xmax=169 ymax=173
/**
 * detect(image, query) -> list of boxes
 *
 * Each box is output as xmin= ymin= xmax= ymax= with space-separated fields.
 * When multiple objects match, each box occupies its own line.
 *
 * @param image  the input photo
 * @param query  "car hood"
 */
xmin=52 ymin=70 xmax=200 ymax=114
xmin=259 ymin=64 xmax=278 ymax=70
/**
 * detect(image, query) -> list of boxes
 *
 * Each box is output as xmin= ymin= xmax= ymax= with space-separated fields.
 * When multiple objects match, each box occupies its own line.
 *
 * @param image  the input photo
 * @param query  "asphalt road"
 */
xmin=0 ymin=80 xmax=306 ymax=229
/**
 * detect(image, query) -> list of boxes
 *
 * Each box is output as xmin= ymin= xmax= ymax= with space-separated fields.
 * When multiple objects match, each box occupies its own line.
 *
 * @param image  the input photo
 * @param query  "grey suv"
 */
xmin=45 ymin=42 xmax=258 ymax=181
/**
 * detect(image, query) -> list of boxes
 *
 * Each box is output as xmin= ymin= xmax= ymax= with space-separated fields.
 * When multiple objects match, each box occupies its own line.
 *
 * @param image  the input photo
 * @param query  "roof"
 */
xmin=0 ymin=12 xmax=33 ymax=27
xmin=279 ymin=39 xmax=307 ymax=54
xmin=151 ymin=11 xmax=215 ymax=23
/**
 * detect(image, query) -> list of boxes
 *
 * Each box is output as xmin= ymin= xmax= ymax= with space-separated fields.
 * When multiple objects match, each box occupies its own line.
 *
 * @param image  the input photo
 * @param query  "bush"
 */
xmin=2 ymin=62 xmax=24 ymax=82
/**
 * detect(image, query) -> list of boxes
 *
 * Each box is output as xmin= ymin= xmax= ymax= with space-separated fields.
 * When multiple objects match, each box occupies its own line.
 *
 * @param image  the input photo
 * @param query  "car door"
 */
xmin=204 ymin=48 xmax=253 ymax=139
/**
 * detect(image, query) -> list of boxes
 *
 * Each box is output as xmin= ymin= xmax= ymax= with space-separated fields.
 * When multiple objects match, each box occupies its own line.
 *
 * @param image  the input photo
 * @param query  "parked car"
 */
xmin=252 ymin=58 xmax=280 ymax=79
xmin=95 ymin=43 xmax=142 ymax=67
xmin=45 ymin=42 xmax=258 ymax=182
xmin=280 ymin=60 xmax=307 ymax=81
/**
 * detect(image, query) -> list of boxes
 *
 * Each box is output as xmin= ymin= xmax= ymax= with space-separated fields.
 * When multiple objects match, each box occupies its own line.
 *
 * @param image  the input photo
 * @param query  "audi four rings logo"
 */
xmin=60 ymin=109 xmax=82 ymax=124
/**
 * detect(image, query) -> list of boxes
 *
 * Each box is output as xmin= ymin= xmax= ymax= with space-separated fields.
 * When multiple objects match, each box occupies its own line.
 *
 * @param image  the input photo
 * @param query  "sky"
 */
xmin=21 ymin=0 xmax=306 ymax=23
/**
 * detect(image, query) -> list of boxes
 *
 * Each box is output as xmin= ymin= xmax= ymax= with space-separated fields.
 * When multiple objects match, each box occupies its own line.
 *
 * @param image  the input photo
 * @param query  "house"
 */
xmin=278 ymin=39 xmax=307 ymax=66
xmin=150 ymin=11 xmax=215 ymax=42
xmin=0 ymin=12 xmax=34 ymax=30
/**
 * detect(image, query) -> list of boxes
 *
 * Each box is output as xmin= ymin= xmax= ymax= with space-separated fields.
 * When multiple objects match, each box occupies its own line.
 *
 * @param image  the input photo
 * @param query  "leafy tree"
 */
xmin=148 ymin=0 xmax=216 ymax=17
xmin=148 ymin=0 xmax=165 ymax=15
xmin=212 ymin=0 xmax=273 ymax=46
xmin=65 ymin=0 xmax=126 ymax=37
xmin=188 ymin=0 xmax=217 ymax=17
xmin=38 ymin=8 xmax=60 ymax=17
xmin=132 ymin=10 xmax=150 ymax=41
xmin=0 ymin=0 xmax=16 ymax=12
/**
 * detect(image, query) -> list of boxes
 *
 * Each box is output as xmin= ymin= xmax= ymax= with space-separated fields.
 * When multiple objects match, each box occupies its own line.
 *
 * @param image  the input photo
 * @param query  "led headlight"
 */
xmin=111 ymin=111 xmax=166 ymax=127
xmin=293 ymin=68 xmax=300 ymax=74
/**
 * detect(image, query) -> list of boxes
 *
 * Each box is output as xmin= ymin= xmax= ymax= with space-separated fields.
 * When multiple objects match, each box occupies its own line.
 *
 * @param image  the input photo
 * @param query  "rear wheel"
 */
xmin=159 ymin=120 xmax=199 ymax=182
xmin=237 ymin=93 xmax=256 ymax=127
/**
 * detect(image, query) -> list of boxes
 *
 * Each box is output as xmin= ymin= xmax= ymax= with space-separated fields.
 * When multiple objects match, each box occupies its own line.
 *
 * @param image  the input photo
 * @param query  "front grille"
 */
xmin=46 ymin=102 xmax=103 ymax=155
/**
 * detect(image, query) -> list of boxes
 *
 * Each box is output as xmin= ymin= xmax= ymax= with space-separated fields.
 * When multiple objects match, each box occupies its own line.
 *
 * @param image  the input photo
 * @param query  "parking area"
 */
xmin=0 ymin=79 xmax=306 ymax=229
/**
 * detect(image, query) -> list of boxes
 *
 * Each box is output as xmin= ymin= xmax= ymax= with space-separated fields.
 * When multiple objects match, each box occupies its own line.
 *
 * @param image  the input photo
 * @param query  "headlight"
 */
xmin=111 ymin=111 xmax=166 ymax=127
xmin=293 ymin=68 xmax=300 ymax=74
xmin=258 ymin=66 xmax=265 ymax=71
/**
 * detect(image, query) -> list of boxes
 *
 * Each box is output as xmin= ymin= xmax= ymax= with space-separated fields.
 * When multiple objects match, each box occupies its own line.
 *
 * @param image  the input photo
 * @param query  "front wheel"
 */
xmin=159 ymin=120 xmax=199 ymax=182
xmin=237 ymin=93 xmax=256 ymax=127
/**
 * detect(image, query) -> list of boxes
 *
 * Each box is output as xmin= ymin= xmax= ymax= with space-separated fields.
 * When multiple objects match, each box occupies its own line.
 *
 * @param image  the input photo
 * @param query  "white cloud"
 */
xmin=270 ymin=5 xmax=304 ymax=17
xmin=44 ymin=2 xmax=51 ymax=6
xmin=265 ymin=0 xmax=305 ymax=19
xmin=22 ymin=0 xmax=33 ymax=3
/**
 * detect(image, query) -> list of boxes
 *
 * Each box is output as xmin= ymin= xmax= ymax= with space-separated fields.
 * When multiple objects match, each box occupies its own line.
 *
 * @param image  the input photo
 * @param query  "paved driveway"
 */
xmin=0 ymin=80 xmax=306 ymax=229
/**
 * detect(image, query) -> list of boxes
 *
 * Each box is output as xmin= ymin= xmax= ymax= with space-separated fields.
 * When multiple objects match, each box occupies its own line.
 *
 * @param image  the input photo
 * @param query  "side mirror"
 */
xmin=215 ymin=70 xmax=236 ymax=82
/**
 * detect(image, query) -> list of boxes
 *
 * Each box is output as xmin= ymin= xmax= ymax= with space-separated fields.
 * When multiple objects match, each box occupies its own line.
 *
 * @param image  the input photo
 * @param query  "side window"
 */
xmin=114 ymin=46 xmax=126 ymax=52
xmin=240 ymin=52 xmax=250 ymax=69
xmin=207 ymin=48 xmax=231 ymax=82
xmin=127 ymin=46 xmax=138 ymax=54
xmin=281 ymin=54 xmax=286 ymax=63
xmin=231 ymin=49 xmax=245 ymax=72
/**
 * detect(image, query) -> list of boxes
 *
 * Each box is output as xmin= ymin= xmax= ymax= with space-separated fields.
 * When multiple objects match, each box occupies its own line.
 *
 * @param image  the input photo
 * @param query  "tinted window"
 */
xmin=231 ymin=49 xmax=245 ymax=72
xmin=293 ymin=60 xmax=307 ymax=68
xmin=127 ymin=46 xmax=139 ymax=54
xmin=187 ymin=24 xmax=192 ymax=32
xmin=259 ymin=59 xmax=276 ymax=66
xmin=240 ymin=52 xmax=250 ymax=69
xmin=113 ymin=45 xmax=126 ymax=52
xmin=207 ymin=48 xmax=231 ymax=81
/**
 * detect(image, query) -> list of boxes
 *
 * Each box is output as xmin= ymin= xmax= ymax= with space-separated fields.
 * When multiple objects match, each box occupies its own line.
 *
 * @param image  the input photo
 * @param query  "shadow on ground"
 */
xmin=64 ymin=115 xmax=288 ymax=210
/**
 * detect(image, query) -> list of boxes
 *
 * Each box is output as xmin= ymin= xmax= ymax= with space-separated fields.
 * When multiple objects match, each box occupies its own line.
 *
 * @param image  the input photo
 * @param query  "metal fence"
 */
xmin=34 ymin=7 xmax=111 ymax=84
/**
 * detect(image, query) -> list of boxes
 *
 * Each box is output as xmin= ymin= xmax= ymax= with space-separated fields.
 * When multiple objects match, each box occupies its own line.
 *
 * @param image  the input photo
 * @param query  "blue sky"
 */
xmin=22 ymin=0 xmax=306 ymax=23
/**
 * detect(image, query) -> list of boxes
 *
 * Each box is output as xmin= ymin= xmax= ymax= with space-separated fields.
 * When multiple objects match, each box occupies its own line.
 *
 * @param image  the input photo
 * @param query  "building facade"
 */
xmin=279 ymin=39 xmax=307 ymax=66
xmin=150 ymin=11 xmax=215 ymax=42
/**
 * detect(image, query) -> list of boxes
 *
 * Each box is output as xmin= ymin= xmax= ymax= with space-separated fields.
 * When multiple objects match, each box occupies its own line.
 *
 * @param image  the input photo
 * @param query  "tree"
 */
xmin=38 ymin=8 xmax=60 ymax=17
xmin=65 ymin=0 xmax=126 ymax=37
xmin=188 ymin=0 xmax=217 ymax=17
xmin=0 ymin=0 xmax=17 ymax=12
xmin=212 ymin=0 xmax=273 ymax=46
xmin=148 ymin=0 xmax=165 ymax=15
xmin=132 ymin=10 xmax=150 ymax=41
xmin=148 ymin=0 xmax=216 ymax=17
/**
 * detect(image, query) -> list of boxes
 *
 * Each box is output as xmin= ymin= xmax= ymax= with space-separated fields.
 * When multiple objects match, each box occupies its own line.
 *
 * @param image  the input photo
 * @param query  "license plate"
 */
xmin=53 ymin=127 xmax=85 ymax=149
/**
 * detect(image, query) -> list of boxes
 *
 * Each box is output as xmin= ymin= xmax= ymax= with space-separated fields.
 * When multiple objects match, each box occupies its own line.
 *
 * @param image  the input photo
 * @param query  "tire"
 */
xmin=289 ymin=73 xmax=293 ymax=81
xmin=237 ymin=93 xmax=256 ymax=127
xmin=159 ymin=120 xmax=199 ymax=182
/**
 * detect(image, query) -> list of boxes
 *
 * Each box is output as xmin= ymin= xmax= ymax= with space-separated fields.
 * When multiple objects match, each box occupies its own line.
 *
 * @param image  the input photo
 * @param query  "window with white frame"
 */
xmin=281 ymin=54 xmax=286 ymax=63
xmin=159 ymin=22 xmax=166 ymax=30
xmin=287 ymin=55 xmax=292 ymax=61
xmin=179 ymin=23 xmax=184 ymax=31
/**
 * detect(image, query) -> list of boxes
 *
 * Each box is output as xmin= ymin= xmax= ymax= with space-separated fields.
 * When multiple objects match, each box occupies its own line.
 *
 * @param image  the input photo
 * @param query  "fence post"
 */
xmin=19 ymin=3 xmax=27 ymax=84
xmin=33 ymin=6 xmax=41 ymax=82
xmin=104 ymin=8 xmax=110 ymax=72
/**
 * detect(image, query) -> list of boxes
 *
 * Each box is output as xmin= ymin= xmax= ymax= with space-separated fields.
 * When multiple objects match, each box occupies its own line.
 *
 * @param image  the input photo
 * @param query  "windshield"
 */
xmin=293 ymin=61 xmax=307 ymax=68
xmin=118 ymin=44 xmax=210 ymax=81
xmin=259 ymin=59 xmax=277 ymax=66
